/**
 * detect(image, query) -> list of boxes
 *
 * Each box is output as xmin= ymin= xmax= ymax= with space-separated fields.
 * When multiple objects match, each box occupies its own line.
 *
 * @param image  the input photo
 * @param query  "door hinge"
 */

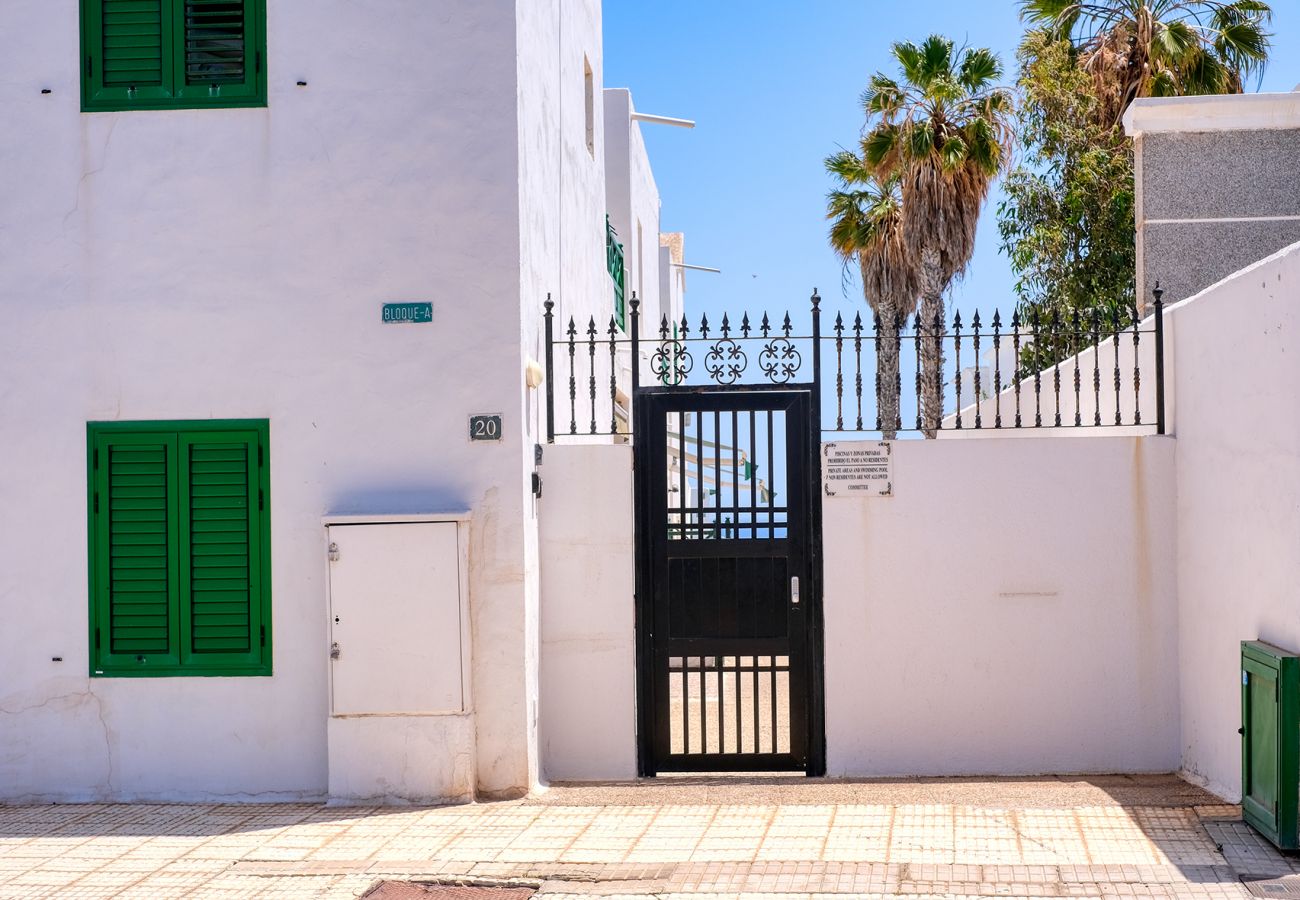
xmin=330 ymin=641 xmax=340 ymax=660
xmin=328 ymin=542 xmax=340 ymax=562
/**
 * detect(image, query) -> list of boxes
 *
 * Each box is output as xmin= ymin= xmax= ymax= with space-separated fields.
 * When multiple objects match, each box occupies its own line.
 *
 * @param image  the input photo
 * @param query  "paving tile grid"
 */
xmin=0 ymin=778 xmax=1294 ymax=899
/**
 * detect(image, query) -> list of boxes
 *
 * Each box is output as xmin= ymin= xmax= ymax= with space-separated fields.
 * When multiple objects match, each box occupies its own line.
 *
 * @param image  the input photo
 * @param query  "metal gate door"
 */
xmin=634 ymin=387 xmax=822 ymax=774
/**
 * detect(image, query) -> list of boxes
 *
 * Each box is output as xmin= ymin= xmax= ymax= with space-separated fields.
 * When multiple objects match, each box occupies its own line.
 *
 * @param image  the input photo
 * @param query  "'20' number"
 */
xmin=470 ymin=416 xmax=502 ymax=441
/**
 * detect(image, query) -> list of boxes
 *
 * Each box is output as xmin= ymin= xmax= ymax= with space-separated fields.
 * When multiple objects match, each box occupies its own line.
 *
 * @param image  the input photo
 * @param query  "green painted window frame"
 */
xmin=87 ymin=419 xmax=272 ymax=677
xmin=607 ymin=216 xmax=627 ymax=332
xmin=80 ymin=0 xmax=267 ymax=112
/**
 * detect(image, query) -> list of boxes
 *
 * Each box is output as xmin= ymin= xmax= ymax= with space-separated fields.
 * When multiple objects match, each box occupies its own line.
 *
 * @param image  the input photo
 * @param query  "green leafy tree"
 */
xmin=825 ymin=160 xmax=917 ymax=438
xmin=998 ymin=33 xmax=1137 ymax=371
xmin=1020 ymin=0 xmax=1273 ymax=130
xmin=861 ymin=35 xmax=1015 ymax=436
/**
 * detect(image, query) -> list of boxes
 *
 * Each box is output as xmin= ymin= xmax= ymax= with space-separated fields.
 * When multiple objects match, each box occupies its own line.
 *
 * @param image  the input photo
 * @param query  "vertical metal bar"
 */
xmin=698 ymin=411 xmax=707 ymax=540
xmin=914 ymin=312 xmax=923 ymax=432
xmin=1032 ymin=309 xmax=1042 ymax=427
xmin=872 ymin=313 xmax=882 ymax=432
xmin=894 ymin=311 xmax=904 ymax=434
xmin=734 ymin=658 xmax=742 ymax=754
xmin=1052 ymin=309 xmax=1062 ymax=427
xmin=712 ymin=411 xmax=721 ymax=538
xmin=699 ymin=655 xmax=706 ymax=755
xmin=1153 ymin=285 xmax=1166 ymax=435
xmin=992 ymin=311 xmax=1003 ymax=429
xmin=717 ymin=655 xmax=725 ymax=754
xmin=811 ymin=290 xmax=822 ymax=435
xmin=853 ymin=313 xmax=864 ymax=431
xmin=834 ymin=313 xmax=844 ymax=431
xmin=766 ymin=409 xmax=775 ymax=539
xmin=1112 ymin=305 xmax=1122 ymax=426
xmin=953 ymin=311 xmax=963 ymax=430
xmin=567 ymin=318 xmax=578 ymax=435
xmin=681 ymin=657 xmax=690 ymax=755
xmin=1012 ymin=311 xmax=1022 ymax=428
xmin=932 ymin=310 xmax=943 ymax=432
xmin=1091 ymin=307 xmax=1102 ymax=426
xmin=630 ymin=294 xmax=641 ymax=395
xmin=677 ymin=410 xmax=687 ymax=538
xmin=972 ymin=311 xmax=982 ymax=429
xmin=1073 ymin=309 xmax=1082 ymax=427
xmin=749 ymin=409 xmax=757 ymax=538
xmin=1132 ymin=303 xmax=1143 ymax=426
xmin=587 ymin=317 xmax=598 ymax=435
xmin=769 ymin=662 xmax=777 ymax=755
xmin=544 ymin=295 xmax=555 ymax=443
xmin=730 ymin=409 xmax=739 ymax=537
xmin=752 ymin=661 xmax=760 ymax=754
xmin=609 ymin=317 xmax=619 ymax=434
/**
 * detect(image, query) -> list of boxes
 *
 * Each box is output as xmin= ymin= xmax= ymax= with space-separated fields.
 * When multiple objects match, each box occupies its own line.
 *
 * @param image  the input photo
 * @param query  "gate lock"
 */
xmin=790 ymin=576 xmax=800 ymax=606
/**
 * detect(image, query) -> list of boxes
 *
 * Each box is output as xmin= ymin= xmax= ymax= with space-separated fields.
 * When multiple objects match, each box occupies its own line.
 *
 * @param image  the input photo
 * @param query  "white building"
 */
xmin=0 ymin=0 xmax=680 ymax=803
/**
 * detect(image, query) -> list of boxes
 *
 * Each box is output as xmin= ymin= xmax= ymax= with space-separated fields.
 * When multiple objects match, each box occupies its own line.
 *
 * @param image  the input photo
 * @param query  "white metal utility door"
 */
xmin=327 ymin=522 xmax=463 ymax=716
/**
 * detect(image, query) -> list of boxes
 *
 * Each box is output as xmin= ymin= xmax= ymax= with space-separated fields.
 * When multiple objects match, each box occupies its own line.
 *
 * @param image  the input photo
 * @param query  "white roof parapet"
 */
xmin=1124 ymin=91 xmax=1300 ymax=136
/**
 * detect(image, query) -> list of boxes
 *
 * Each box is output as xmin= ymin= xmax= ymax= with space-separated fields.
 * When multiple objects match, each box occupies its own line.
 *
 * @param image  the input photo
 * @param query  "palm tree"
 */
xmin=1020 ymin=0 xmax=1272 ymax=129
xmin=862 ymin=35 xmax=1015 ymax=436
xmin=825 ymin=159 xmax=917 ymax=439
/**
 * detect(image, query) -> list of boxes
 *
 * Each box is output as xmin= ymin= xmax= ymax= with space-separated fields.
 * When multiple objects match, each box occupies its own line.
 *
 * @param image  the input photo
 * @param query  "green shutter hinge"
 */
xmin=258 ymin=488 xmax=264 ymax=511
xmin=258 ymin=445 xmax=264 ymax=467
xmin=260 ymin=625 xmax=266 ymax=647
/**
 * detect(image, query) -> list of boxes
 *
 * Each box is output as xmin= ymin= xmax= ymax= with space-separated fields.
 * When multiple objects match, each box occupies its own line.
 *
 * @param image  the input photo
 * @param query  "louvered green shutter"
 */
xmin=91 ymin=431 xmax=182 ymax=671
xmin=89 ymin=421 xmax=270 ymax=676
xmin=81 ymin=0 xmax=265 ymax=111
xmin=177 ymin=430 xmax=266 ymax=669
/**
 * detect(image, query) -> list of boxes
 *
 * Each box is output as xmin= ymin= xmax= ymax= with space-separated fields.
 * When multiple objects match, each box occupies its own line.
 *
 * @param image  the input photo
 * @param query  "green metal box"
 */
xmin=1242 ymin=640 xmax=1300 ymax=850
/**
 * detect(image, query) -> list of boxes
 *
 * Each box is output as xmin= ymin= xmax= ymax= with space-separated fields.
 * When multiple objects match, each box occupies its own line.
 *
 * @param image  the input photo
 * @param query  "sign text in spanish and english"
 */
xmin=823 ymin=441 xmax=893 ymax=498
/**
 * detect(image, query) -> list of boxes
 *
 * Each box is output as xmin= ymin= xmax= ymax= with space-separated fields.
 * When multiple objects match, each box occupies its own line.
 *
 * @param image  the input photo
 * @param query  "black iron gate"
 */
xmin=634 ymin=387 xmax=824 ymax=775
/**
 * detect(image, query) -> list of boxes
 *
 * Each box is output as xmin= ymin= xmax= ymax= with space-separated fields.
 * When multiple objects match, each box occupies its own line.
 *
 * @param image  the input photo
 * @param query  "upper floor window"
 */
xmin=81 ymin=0 xmax=267 ymax=112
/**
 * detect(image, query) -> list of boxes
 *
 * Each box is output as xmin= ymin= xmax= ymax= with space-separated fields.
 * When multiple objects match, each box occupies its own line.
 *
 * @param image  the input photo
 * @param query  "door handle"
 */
xmin=790 ymin=576 xmax=800 ymax=605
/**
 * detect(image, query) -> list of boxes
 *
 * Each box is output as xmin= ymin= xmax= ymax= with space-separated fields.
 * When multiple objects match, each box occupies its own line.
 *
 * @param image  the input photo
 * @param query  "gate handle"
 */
xmin=791 ymin=576 xmax=800 ymax=605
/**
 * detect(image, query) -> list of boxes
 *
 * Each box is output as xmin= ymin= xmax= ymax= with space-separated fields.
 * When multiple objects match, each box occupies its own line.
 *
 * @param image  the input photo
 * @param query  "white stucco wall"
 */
xmin=825 ymin=437 xmax=1180 ymax=776
xmin=1172 ymin=241 xmax=1300 ymax=801
xmin=537 ymin=444 xmax=637 ymax=781
xmin=0 ymin=0 xmax=576 ymax=802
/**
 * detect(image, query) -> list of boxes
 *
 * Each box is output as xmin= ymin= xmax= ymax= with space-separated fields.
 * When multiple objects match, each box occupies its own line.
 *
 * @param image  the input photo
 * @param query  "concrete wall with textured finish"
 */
xmin=1128 ymin=95 xmax=1300 ymax=307
xmin=824 ymin=437 xmax=1180 ymax=777
xmin=1172 ymin=240 xmax=1300 ymax=802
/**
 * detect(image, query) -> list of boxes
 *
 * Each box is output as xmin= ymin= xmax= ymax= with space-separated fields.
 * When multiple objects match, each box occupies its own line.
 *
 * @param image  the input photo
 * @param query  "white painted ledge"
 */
xmin=1124 ymin=92 xmax=1300 ymax=135
xmin=321 ymin=512 xmax=472 ymax=525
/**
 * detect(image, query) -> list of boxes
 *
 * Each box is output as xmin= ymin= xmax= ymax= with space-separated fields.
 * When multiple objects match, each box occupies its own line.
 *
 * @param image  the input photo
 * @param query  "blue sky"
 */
xmin=604 ymin=2 xmax=1300 ymax=328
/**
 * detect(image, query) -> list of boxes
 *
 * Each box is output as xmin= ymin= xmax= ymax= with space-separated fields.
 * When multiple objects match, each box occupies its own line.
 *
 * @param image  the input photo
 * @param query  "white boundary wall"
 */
xmin=539 ymin=436 xmax=1180 ymax=779
xmin=824 ymin=437 xmax=1179 ymax=775
xmin=1172 ymin=241 xmax=1300 ymax=801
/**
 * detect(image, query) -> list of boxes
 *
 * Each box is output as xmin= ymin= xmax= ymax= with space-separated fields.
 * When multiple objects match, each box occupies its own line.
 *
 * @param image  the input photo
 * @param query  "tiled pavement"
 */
xmin=1 ymin=776 xmax=1297 ymax=899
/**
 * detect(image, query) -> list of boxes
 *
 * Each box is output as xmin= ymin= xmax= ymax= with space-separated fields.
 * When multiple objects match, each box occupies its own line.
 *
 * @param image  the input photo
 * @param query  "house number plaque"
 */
xmin=469 ymin=415 xmax=503 ymax=441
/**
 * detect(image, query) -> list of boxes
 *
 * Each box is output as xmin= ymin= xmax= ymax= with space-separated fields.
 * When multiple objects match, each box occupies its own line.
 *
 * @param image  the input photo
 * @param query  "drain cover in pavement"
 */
xmin=1241 ymin=876 xmax=1300 ymax=898
xmin=362 ymin=884 xmax=535 ymax=900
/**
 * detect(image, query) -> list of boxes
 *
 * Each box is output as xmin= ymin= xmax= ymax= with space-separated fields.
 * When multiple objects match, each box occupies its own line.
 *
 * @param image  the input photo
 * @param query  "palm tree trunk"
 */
xmin=918 ymin=247 xmax=946 ymax=438
xmin=876 ymin=298 xmax=902 ymax=440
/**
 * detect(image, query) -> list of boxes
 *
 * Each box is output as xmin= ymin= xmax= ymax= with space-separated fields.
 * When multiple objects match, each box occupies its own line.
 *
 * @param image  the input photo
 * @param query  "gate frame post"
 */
xmin=807 ymin=289 xmax=828 ymax=777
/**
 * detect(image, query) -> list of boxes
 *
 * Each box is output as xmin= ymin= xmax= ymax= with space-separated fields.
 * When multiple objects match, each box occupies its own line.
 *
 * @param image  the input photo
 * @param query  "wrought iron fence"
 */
xmin=543 ymin=289 xmax=1166 ymax=441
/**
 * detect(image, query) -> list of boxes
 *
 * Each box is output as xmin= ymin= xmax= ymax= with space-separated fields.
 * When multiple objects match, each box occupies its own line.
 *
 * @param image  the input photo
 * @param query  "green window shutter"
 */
xmin=81 ymin=0 xmax=265 ymax=111
xmin=89 ymin=420 xmax=270 ymax=677
xmin=91 ymin=430 xmax=182 ymax=672
xmin=177 ymin=429 xmax=267 ymax=670
xmin=171 ymin=0 xmax=263 ymax=105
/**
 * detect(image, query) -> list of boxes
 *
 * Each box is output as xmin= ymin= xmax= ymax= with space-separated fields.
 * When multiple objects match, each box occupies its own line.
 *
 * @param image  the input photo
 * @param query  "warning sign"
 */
xmin=823 ymin=442 xmax=893 ymax=498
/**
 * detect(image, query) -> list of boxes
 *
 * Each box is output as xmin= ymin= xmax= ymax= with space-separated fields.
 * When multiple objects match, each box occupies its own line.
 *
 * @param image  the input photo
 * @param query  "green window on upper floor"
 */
xmin=87 ymin=420 xmax=272 ymax=677
xmin=80 ymin=0 xmax=267 ymax=112
xmin=607 ymin=216 xmax=627 ymax=332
